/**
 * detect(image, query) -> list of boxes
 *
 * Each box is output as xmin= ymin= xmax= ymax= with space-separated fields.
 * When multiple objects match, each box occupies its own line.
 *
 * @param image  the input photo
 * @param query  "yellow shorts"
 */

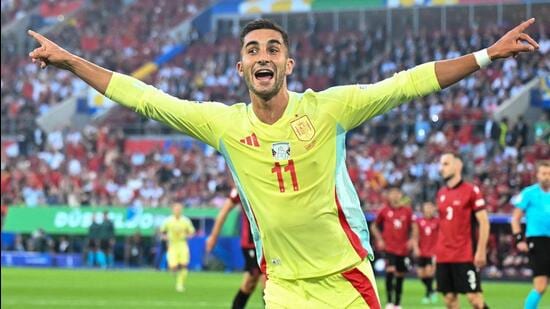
xmin=166 ymin=243 xmax=190 ymax=269
xmin=264 ymin=259 xmax=380 ymax=309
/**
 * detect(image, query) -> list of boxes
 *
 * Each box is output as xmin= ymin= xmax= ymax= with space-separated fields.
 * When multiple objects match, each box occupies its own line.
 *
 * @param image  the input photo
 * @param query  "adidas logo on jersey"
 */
xmin=240 ymin=133 xmax=260 ymax=147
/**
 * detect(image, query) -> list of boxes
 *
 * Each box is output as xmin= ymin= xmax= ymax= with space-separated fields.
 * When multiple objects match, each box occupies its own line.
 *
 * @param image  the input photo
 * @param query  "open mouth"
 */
xmin=254 ymin=69 xmax=274 ymax=82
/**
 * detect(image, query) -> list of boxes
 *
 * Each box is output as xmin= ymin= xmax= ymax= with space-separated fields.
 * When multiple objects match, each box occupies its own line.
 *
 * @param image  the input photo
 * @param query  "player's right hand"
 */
xmin=516 ymin=241 xmax=528 ymax=252
xmin=27 ymin=30 xmax=72 ymax=70
xmin=487 ymin=18 xmax=539 ymax=60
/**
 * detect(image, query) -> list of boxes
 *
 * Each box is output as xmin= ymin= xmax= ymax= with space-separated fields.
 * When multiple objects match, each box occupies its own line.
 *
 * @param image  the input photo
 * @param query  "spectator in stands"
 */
xmin=499 ymin=117 xmax=510 ymax=148
xmin=29 ymin=228 xmax=53 ymax=253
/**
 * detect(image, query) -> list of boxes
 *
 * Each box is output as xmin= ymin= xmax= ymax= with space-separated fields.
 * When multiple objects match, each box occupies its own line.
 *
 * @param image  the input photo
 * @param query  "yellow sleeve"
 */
xmin=321 ymin=62 xmax=441 ymax=131
xmin=105 ymin=73 xmax=231 ymax=149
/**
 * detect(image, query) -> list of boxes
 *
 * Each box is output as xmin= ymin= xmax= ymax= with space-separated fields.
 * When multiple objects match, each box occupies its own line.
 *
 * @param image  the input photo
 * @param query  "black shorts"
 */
xmin=416 ymin=256 xmax=434 ymax=268
xmin=527 ymin=237 xmax=550 ymax=277
xmin=436 ymin=262 xmax=482 ymax=294
xmin=242 ymin=248 xmax=261 ymax=275
xmin=385 ymin=253 xmax=409 ymax=273
xmin=99 ymin=239 xmax=112 ymax=252
xmin=88 ymin=239 xmax=97 ymax=250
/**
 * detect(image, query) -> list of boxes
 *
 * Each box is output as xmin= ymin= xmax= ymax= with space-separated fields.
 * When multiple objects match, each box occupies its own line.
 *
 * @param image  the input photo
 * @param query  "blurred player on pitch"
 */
xmin=371 ymin=186 xmax=414 ymax=309
xmin=161 ymin=203 xmax=196 ymax=292
xmin=206 ymin=189 xmax=264 ymax=309
xmin=435 ymin=153 xmax=490 ymax=309
xmin=412 ymin=201 xmax=439 ymax=304
xmin=511 ymin=160 xmax=550 ymax=309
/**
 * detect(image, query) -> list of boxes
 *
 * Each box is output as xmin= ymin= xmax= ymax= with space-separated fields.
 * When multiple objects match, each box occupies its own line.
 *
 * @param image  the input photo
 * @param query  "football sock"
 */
xmin=96 ymin=251 xmax=106 ymax=268
xmin=177 ymin=268 xmax=188 ymax=287
xmin=525 ymin=289 xmax=541 ymax=309
xmin=385 ymin=272 xmax=394 ymax=304
xmin=87 ymin=251 xmax=95 ymax=266
xmin=232 ymin=289 xmax=252 ymax=309
xmin=395 ymin=276 xmax=404 ymax=306
xmin=421 ymin=277 xmax=434 ymax=297
xmin=420 ymin=278 xmax=430 ymax=297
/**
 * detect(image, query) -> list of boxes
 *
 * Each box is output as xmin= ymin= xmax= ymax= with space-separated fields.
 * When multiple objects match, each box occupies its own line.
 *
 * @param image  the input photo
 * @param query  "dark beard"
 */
xmin=443 ymin=174 xmax=454 ymax=182
xmin=244 ymin=70 xmax=284 ymax=101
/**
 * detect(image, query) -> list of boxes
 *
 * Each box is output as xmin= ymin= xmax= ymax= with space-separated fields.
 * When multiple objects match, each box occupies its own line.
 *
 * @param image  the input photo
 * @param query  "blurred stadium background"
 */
xmin=1 ymin=0 xmax=549 ymax=308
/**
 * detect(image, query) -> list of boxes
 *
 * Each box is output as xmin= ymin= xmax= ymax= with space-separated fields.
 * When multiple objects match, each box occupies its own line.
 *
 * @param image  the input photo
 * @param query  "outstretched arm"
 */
xmin=435 ymin=18 xmax=539 ymax=88
xmin=28 ymin=30 xmax=112 ymax=94
xmin=327 ymin=19 xmax=539 ymax=131
xmin=28 ymin=30 xmax=230 ymax=149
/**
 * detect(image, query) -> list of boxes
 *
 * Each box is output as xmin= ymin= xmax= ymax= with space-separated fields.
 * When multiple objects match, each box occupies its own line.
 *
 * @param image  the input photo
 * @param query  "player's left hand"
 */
xmin=487 ymin=18 xmax=539 ymax=60
xmin=474 ymin=250 xmax=487 ymax=269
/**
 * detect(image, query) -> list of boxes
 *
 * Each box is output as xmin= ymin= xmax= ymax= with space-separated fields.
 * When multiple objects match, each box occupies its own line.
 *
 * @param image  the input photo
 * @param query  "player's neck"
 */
xmin=250 ymin=88 xmax=289 ymax=125
xmin=445 ymin=176 xmax=462 ymax=189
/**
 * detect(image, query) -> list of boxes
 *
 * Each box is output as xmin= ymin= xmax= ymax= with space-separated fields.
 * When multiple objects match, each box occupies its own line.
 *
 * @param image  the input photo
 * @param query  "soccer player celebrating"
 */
xmin=161 ymin=203 xmax=196 ymax=292
xmin=371 ymin=186 xmax=414 ymax=309
xmin=435 ymin=153 xmax=490 ymax=309
xmin=206 ymin=188 xmax=264 ymax=309
xmin=412 ymin=201 xmax=439 ymax=304
xmin=28 ymin=18 xmax=538 ymax=307
xmin=511 ymin=160 xmax=550 ymax=309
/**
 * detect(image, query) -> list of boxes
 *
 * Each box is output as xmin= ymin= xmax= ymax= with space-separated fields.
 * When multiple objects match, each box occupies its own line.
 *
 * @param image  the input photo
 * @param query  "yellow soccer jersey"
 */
xmin=160 ymin=215 xmax=195 ymax=246
xmin=106 ymin=62 xmax=440 ymax=279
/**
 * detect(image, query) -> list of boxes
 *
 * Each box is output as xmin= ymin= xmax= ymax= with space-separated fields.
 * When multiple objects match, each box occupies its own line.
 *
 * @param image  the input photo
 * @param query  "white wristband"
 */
xmin=473 ymin=49 xmax=492 ymax=69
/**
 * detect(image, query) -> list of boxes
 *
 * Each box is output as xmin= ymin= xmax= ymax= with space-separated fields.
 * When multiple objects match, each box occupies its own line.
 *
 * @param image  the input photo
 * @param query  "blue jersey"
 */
xmin=513 ymin=184 xmax=550 ymax=237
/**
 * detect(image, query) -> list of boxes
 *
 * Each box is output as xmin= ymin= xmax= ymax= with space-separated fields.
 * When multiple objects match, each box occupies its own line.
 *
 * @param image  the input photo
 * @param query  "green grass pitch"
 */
xmin=1 ymin=267 xmax=548 ymax=308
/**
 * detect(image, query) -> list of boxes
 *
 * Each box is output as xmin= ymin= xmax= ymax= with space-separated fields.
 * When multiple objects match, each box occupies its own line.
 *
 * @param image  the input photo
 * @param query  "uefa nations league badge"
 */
xmin=272 ymin=142 xmax=291 ymax=160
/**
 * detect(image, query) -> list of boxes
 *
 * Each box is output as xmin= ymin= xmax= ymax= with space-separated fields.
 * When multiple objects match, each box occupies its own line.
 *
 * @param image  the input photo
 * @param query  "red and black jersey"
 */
xmin=229 ymin=189 xmax=255 ymax=249
xmin=415 ymin=216 xmax=439 ymax=258
xmin=435 ymin=181 xmax=486 ymax=263
xmin=374 ymin=204 xmax=414 ymax=256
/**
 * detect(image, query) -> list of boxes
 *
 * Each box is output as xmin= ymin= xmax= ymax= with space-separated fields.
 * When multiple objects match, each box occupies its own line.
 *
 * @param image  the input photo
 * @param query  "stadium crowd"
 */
xmin=1 ymin=0 xmax=205 ymax=134
xmin=2 ymin=18 xmax=548 ymax=210
xmin=1 ymin=5 xmax=549 ymax=277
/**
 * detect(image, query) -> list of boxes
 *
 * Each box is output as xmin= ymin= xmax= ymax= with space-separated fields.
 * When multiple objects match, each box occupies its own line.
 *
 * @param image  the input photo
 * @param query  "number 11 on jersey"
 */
xmin=271 ymin=160 xmax=300 ymax=192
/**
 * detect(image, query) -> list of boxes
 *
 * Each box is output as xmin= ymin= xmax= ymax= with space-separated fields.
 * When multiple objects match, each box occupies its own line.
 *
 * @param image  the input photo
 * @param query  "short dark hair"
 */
xmin=536 ymin=160 xmax=550 ymax=170
xmin=442 ymin=152 xmax=462 ymax=162
xmin=387 ymin=184 xmax=401 ymax=191
xmin=240 ymin=19 xmax=289 ymax=50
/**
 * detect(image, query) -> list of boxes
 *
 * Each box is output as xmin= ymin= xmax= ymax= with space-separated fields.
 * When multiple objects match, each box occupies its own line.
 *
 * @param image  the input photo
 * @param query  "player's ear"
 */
xmin=285 ymin=57 xmax=294 ymax=76
xmin=456 ymin=159 xmax=463 ymax=172
xmin=236 ymin=61 xmax=244 ymax=77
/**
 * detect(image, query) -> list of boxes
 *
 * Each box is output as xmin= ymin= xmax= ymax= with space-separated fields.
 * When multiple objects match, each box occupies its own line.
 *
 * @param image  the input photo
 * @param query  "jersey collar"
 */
xmin=248 ymin=91 xmax=298 ymax=127
xmin=446 ymin=178 xmax=463 ymax=190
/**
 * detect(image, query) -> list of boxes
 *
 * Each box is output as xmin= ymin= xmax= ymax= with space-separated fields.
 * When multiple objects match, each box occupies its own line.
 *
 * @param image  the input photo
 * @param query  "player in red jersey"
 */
xmin=435 ymin=153 xmax=490 ymax=309
xmin=371 ymin=186 xmax=414 ymax=309
xmin=206 ymin=189 xmax=264 ymax=309
xmin=412 ymin=201 xmax=439 ymax=304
